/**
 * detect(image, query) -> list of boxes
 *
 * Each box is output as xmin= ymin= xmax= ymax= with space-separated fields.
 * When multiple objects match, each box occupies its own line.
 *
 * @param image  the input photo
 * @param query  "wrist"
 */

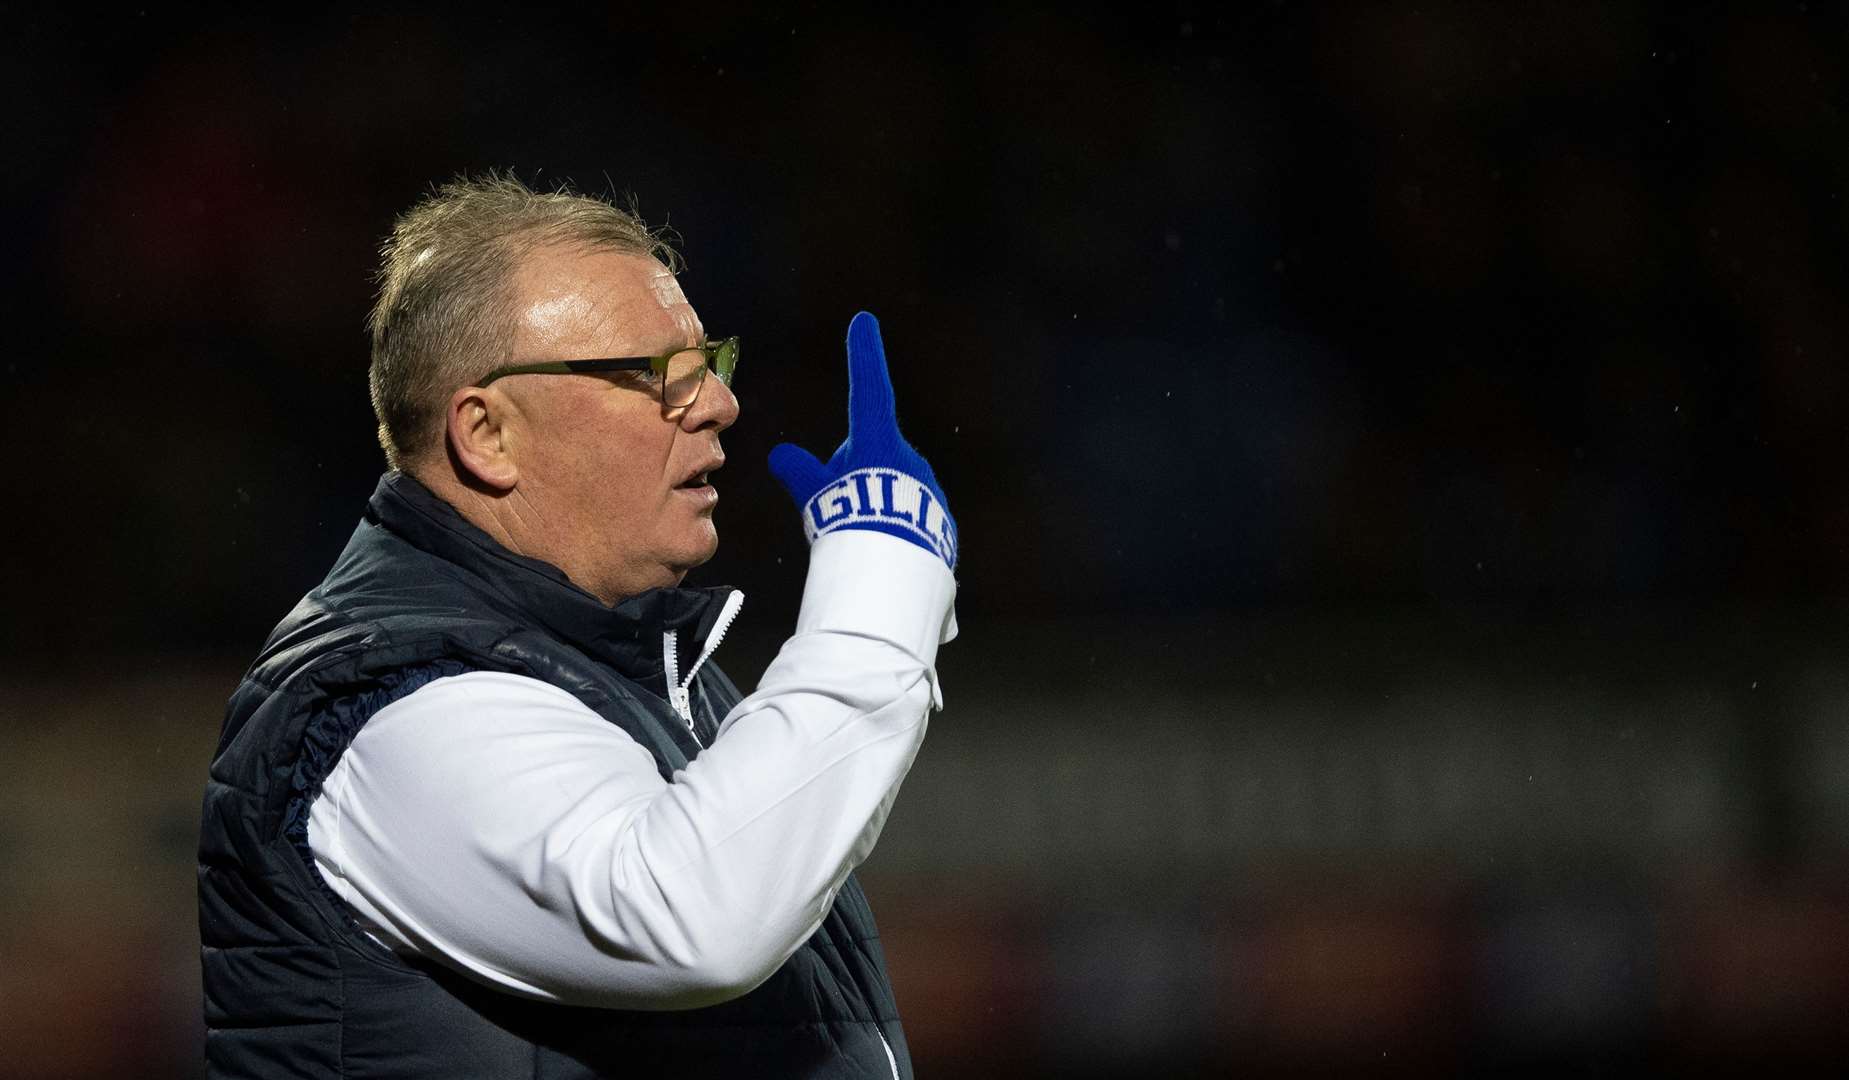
xmin=796 ymin=530 xmax=958 ymax=668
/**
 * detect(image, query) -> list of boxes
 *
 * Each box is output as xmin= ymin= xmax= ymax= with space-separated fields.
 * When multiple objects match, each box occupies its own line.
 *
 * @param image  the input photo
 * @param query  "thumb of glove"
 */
xmin=767 ymin=442 xmax=833 ymax=505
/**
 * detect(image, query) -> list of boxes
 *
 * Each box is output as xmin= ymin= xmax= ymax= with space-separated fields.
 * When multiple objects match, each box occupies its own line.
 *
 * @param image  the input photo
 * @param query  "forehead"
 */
xmin=510 ymin=245 xmax=701 ymax=357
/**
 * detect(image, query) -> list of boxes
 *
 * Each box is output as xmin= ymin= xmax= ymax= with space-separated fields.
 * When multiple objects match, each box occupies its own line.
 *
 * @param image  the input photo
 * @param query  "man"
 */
xmin=198 ymin=176 xmax=957 ymax=1079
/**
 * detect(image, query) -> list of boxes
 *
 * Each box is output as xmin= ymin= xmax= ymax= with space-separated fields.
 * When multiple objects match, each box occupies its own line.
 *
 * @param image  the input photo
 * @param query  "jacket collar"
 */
xmin=365 ymin=471 xmax=736 ymax=680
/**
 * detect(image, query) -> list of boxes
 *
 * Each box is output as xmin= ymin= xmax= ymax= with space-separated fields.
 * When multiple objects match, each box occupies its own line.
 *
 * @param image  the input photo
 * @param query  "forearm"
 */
xmin=543 ymin=531 xmax=954 ymax=1004
xmin=594 ymin=532 xmax=955 ymax=996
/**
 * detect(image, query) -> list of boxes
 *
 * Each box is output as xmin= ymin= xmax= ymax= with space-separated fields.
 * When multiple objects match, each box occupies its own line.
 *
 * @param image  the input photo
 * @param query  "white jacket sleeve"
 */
xmin=308 ymin=529 xmax=954 ymax=1010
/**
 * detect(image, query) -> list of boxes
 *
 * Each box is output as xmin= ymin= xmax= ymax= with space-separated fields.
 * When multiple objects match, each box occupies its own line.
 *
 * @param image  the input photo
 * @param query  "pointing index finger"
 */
xmin=845 ymin=311 xmax=897 ymax=437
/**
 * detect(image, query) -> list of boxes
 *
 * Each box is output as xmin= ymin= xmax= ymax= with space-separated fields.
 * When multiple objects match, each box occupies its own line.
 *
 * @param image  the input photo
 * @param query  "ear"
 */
xmin=444 ymin=385 xmax=520 ymax=492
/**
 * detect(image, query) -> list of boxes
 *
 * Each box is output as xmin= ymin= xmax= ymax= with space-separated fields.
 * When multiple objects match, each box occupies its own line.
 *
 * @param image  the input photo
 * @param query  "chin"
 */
xmin=668 ymin=528 xmax=720 ymax=576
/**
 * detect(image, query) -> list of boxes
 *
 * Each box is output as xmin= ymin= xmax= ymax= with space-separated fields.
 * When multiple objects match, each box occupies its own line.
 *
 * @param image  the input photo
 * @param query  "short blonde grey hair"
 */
xmin=366 ymin=172 xmax=680 ymax=470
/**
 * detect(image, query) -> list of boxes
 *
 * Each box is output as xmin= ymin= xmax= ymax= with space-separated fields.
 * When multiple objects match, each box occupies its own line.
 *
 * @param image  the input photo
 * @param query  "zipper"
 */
xmin=661 ymin=590 xmax=745 ymax=745
xmin=878 ymin=1029 xmax=900 ymax=1079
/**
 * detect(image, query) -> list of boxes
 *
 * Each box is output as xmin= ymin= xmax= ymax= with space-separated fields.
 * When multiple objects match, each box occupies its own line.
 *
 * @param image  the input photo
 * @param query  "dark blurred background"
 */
xmin=4 ymin=4 xmax=1848 ymax=1076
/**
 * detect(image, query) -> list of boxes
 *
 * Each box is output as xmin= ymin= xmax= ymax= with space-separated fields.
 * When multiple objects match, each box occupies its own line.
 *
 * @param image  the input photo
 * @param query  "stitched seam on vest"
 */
xmin=336 ymin=935 xmax=347 ymax=1079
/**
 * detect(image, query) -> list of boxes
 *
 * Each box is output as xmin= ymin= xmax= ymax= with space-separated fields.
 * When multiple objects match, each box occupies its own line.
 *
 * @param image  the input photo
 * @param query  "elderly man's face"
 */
xmin=497 ymin=246 xmax=739 ymax=603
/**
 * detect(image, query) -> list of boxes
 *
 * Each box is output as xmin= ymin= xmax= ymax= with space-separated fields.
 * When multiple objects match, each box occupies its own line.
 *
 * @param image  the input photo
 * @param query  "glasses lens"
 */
xmin=714 ymin=338 xmax=738 ymax=386
xmin=662 ymin=350 xmax=708 ymax=407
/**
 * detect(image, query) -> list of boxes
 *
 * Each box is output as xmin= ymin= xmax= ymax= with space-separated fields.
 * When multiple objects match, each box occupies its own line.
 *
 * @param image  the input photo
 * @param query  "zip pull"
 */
xmin=661 ymin=628 xmax=698 ymax=741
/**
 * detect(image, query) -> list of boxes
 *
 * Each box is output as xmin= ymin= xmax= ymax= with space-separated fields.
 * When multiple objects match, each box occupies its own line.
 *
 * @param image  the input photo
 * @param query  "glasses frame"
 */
xmin=477 ymin=336 xmax=739 ymax=408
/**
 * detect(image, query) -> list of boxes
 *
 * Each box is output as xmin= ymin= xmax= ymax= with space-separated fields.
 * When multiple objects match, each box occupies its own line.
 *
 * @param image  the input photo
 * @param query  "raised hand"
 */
xmin=768 ymin=312 xmax=957 ymax=569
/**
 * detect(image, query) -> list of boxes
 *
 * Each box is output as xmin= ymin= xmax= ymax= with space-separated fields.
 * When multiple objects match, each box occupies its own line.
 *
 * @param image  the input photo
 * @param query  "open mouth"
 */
xmin=676 ymin=472 xmax=712 ymax=490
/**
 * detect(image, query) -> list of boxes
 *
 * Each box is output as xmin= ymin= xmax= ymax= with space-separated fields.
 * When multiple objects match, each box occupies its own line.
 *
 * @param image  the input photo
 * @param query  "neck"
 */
xmin=405 ymin=464 xmax=682 ymax=607
xmin=411 ymin=465 xmax=534 ymax=558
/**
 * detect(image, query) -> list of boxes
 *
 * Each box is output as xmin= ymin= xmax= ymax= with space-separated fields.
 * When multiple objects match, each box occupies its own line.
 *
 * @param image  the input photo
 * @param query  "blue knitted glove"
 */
xmin=768 ymin=312 xmax=957 ymax=569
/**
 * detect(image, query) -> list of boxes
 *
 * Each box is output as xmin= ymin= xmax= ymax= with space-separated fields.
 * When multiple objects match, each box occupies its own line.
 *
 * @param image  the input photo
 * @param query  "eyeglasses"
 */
xmin=478 ymin=336 xmax=739 ymax=408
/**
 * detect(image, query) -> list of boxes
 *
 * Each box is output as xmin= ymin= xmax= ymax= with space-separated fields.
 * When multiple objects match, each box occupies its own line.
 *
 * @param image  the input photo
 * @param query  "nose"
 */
xmin=679 ymin=370 xmax=740 ymax=434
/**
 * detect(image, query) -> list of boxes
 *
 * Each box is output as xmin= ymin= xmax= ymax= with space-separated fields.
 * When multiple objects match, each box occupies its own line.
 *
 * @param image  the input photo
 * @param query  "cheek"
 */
xmin=584 ymin=446 xmax=666 ymax=511
xmin=551 ymin=399 xmax=674 ymax=487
